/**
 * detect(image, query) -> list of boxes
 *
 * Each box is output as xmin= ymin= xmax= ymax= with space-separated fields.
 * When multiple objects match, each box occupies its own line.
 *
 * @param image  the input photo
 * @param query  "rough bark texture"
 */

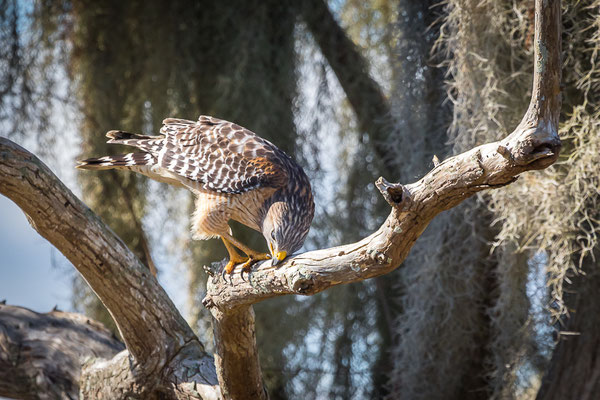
xmin=212 ymin=307 xmax=266 ymax=400
xmin=0 ymin=139 xmax=220 ymax=399
xmin=202 ymin=1 xmax=561 ymax=397
xmin=0 ymin=304 xmax=124 ymax=399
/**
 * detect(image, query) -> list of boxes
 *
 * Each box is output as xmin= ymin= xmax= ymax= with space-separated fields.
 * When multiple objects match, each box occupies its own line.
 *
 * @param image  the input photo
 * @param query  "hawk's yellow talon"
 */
xmin=224 ymin=255 xmax=249 ymax=274
xmin=240 ymin=253 xmax=271 ymax=272
xmin=221 ymin=237 xmax=249 ymax=274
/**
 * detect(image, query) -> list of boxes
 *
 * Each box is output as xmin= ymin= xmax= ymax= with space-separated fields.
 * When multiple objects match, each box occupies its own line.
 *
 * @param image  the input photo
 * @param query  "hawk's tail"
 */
xmin=106 ymin=130 xmax=163 ymax=152
xmin=76 ymin=152 xmax=156 ymax=170
xmin=77 ymin=130 xmax=161 ymax=170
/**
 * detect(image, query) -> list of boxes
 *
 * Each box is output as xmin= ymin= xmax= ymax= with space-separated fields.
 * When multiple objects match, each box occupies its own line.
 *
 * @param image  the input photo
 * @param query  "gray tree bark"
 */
xmin=0 ymin=139 xmax=220 ymax=399
xmin=0 ymin=304 xmax=124 ymax=399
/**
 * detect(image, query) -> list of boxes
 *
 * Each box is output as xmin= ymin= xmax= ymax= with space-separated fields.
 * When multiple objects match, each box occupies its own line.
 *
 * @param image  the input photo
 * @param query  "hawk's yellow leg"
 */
xmin=221 ymin=232 xmax=271 ymax=272
xmin=221 ymin=237 xmax=249 ymax=274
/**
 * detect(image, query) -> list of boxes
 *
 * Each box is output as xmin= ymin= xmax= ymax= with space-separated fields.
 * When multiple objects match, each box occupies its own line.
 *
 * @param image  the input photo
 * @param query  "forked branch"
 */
xmin=204 ymin=0 xmax=561 ymax=311
xmin=0 ymin=139 xmax=220 ymax=399
xmin=203 ymin=0 xmax=561 ymax=398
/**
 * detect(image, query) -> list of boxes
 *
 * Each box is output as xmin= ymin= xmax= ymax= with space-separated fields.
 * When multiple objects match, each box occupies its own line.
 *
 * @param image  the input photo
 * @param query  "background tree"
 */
xmin=388 ymin=1 xmax=600 ymax=399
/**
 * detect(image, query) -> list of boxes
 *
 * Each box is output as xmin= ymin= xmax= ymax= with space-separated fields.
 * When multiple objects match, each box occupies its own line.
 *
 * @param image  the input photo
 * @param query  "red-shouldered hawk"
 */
xmin=77 ymin=115 xmax=315 ymax=273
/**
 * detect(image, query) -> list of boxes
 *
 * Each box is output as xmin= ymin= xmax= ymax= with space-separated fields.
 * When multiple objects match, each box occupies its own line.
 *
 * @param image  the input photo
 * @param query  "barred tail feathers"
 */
xmin=76 ymin=152 xmax=155 ymax=170
xmin=77 ymin=129 xmax=163 ymax=170
xmin=106 ymin=130 xmax=163 ymax=152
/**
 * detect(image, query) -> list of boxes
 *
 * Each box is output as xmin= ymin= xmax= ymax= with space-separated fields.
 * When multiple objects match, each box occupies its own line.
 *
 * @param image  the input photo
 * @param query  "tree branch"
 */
xmin=205 ymin=0 xmax=561 ymax=397
xmin=0 ymin=139 xmax=221 ymax=398
xmin=211 ymin=306 xmax=266 ymax=400
xmin=203 ymin=131 xmax=559 ymax=310
xmin=0 ymin=304 xmax=124 ymax=399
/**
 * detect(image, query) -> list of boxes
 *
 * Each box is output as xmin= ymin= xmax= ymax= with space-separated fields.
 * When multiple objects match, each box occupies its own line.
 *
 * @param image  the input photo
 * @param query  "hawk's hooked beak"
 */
xmin=269 ymin=242 xmax=287 ymax=266
xmin=273 ymin=251 xmax=287 ymax=266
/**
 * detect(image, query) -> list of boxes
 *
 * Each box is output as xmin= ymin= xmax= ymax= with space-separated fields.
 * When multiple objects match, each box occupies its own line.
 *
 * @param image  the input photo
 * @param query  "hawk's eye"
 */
xmin=270 ymin=230 xmax=276 ymax=240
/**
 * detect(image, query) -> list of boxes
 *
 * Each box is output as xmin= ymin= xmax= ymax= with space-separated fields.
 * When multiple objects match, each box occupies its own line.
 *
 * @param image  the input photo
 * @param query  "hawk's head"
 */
xmin=262 ymin=201 xmax=312 ymax=265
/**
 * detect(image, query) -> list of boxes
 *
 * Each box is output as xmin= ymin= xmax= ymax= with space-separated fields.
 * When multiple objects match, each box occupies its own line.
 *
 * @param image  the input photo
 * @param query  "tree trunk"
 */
xmin=537 ymin=254 xmax=600 ymax=400
xmin=212 ymin=306 xmax=266 ymax=400
xmin=299 ymin=0 xmax=398 ymax=173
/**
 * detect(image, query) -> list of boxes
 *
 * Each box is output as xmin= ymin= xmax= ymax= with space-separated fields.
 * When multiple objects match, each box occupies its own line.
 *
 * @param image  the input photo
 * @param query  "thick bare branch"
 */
xmin=204 ymin=132 xmax=559 ymax=310
xmin=205 ymin=0 xmax=561 ymax=397
xmin=0 ymin=139 xmax=220 ymax=398
xmin=211 ymin=307 xmax=266 ymax=400
xmin=0 ymin=304 xmax=123 ymax=400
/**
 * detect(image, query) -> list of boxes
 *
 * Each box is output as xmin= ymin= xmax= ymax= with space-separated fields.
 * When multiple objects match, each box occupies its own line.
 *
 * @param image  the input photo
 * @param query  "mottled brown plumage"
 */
xmin=77 ymin=115 xmax=315 ymax=272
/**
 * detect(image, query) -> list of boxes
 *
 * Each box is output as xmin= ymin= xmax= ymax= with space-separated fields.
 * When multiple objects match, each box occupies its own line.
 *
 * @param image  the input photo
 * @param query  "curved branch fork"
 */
xmin=203 ymin=124 xmax=561 ymax=310
xmin=203 ymin=1 xmax=560 ymax=398
xmin=203 ymin=0 xmax=561 ymax=313
xmin=203 ymin=124 xmax=560 ymax=400
xmin=0 ymin=139 xmax=221 ymax=399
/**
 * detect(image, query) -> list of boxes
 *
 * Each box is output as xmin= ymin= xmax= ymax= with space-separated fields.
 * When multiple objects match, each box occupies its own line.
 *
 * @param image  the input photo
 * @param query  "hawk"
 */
xmin=77 ymin=115 xmax=315 ymax=273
